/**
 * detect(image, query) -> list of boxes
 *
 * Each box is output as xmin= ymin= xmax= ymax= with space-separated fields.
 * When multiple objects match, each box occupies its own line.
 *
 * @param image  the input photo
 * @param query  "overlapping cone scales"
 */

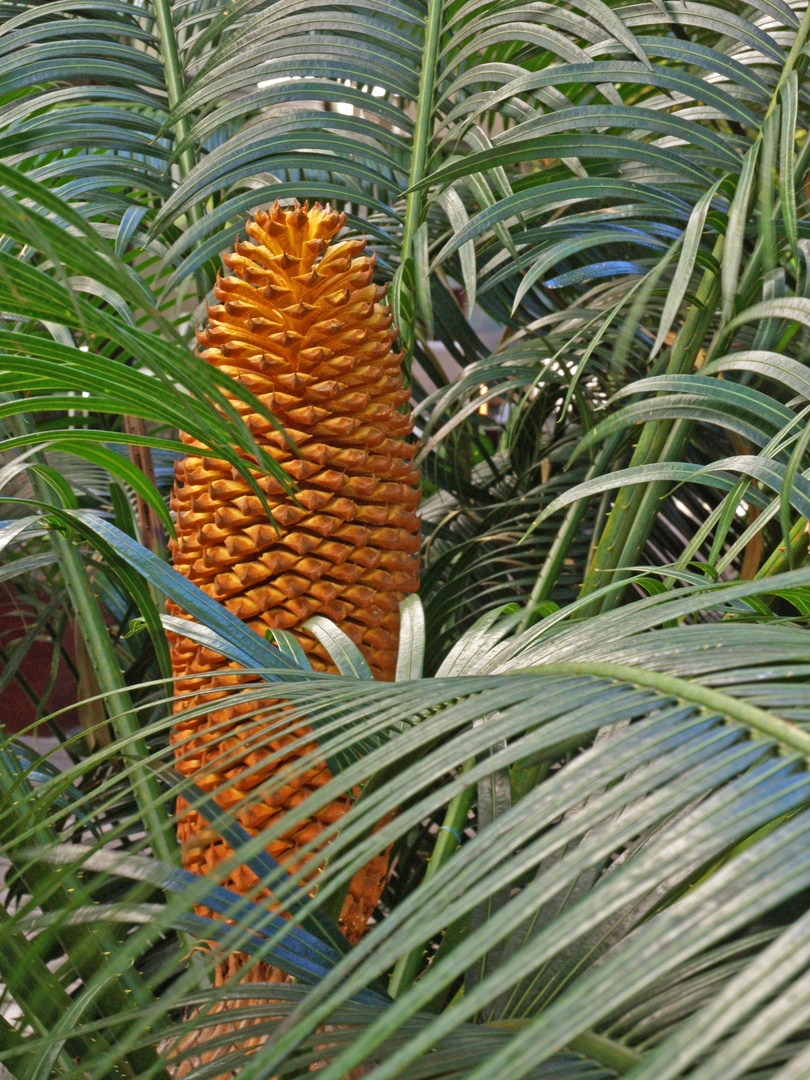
xmin=168 ymin=201 xmax=420 ymax=944
xmin=173 ymin=203 xmax=419 ymax=675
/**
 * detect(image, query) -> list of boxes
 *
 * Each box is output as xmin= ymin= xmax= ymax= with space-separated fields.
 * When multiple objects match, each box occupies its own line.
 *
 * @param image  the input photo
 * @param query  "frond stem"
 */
xmin=396 ymin=0 xmax=444 ymax=360
xmin=578 ymin=236 xmax=723 ymax=611
xmin=518 ymin=438 xmax=620 ymax=631
xmin=524 ymin=661 xmax=810 ymax=759
xmin=490 ymin=1022 xmax=643 ymax=1075
xmin=152 ymin=0 xmax=202 ymax=226
xmin=388 ymin=759 xmax=476 ymax=999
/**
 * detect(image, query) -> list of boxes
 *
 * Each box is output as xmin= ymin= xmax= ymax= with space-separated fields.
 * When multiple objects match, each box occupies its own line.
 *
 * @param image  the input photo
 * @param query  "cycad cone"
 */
xmin=168 ymin=202 xmax=420 ymax=969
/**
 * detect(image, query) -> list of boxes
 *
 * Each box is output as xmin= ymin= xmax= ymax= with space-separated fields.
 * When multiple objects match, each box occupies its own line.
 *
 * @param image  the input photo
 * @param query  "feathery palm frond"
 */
xmin=7 ymin=540 xmax=810 ymax=1077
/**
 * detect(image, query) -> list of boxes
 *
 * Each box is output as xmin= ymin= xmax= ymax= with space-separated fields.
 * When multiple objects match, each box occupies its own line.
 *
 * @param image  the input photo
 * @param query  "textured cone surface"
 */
xmin=168 ymin=203 xmax=419 ymax=969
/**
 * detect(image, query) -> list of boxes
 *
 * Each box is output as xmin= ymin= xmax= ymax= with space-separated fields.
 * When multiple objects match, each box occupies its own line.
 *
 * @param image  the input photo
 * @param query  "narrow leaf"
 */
xmin=396 ymin=595 xmax=425 ymax=682
xmin=304 ymin=617 xmax=374 ymax=680
xmin=652 ymin=179 xmax=724 ymax=358
xmin=722 ymin=141 xmax=761 ymax=322
xmin=779 ymin=72 xmax=799 ymax=253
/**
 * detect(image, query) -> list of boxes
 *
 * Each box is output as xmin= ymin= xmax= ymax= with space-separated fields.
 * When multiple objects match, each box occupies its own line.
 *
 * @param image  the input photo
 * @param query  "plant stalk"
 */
xmin=523 ymin=661 xmax=810 ymax=758
xmin=388 ymin=761 xmax=476 ymax=998
xmin=395 ymin=0 xmax=444 ymax=360
xmin=579 ymin=236 xmax=723 ymax=611
xmin=757 ymin=518 xmax=810 ymax=578
xmin=489 ymin=1021 xmax=643 ymax=1074
xmin=152 ymin=0 xmax=202 ymax=227
xmin=518 ymin=438 xmax=620 ymax=631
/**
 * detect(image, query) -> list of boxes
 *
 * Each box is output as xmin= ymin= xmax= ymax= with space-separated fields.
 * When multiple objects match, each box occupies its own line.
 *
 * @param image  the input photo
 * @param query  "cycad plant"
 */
xmin=6 ymin=0 xmax=810 ymax=1077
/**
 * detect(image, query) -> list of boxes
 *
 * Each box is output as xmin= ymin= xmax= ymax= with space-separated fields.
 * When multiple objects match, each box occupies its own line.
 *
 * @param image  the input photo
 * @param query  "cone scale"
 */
xmin=168 ymin=202 xmax=420 ymax=966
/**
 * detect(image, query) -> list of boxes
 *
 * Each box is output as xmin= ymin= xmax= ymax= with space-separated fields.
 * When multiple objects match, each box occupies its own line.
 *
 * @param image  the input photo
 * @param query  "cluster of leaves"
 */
xmin=4 ymin=0 xmax=810 ymax=1075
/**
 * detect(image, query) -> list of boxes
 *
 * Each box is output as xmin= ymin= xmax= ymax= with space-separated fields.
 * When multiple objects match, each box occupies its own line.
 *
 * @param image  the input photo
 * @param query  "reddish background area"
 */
xmin=0 ymin=593 xmax=79 ymax=735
